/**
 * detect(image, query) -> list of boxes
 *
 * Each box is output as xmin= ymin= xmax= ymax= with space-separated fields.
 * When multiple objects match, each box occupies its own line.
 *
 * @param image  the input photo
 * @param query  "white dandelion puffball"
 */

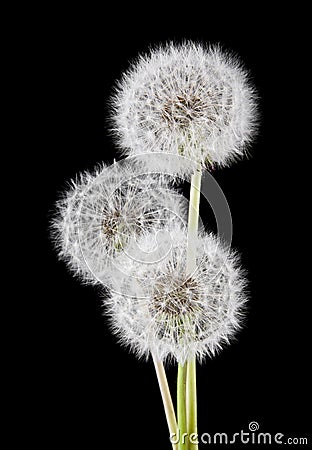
xmin=51 ymin=161 xmax=187 ymax=285
xmin=111 ymin=42 xmax=258 ymax=170
xmin=51 ymin=167 xmax=97 ymax=284
xmin=107 ymin=225 xmax=247 ymax=364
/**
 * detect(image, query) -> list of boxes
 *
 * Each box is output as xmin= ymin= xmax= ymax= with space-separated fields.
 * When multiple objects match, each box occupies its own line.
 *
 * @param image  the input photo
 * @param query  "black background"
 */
xmin=37 ymin=7 xmax=310 ymax=449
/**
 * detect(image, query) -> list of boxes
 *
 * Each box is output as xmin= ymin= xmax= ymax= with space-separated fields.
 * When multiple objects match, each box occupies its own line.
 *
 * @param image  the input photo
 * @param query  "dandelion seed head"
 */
xmin=50 ymin=162 xmax=187 ymax=286
xmin=107 ymin=224 xmax=247 ymax=364
xmin=111 ymin=42 xmax=258 ymax=173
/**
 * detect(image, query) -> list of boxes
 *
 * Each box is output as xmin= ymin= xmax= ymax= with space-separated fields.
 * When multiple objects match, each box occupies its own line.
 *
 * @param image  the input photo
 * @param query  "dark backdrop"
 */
xmin=39 ymin=8 xmax=310 ymax=449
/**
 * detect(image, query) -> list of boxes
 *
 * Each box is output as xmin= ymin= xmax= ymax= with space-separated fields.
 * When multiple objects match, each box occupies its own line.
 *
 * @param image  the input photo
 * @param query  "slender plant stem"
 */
xmin=186 ymin=167 xmax=202 ymax=274
xmin=177 ymin=363 xmax=188 ymax=450
xmin=185 ymin=165 xmax=202 ymax=450
xmin=152 ymin=353 xmax=178 ymax=450
xmin=186 ymin=358 xmax=198 ymax=449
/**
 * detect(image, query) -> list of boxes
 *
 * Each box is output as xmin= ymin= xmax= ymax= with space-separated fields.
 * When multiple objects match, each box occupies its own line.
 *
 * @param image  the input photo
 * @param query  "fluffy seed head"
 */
xmin=107 ymin=225 xmax=247 ymax=364
xmin=50 ymin=167 xmax=98 ymax=284
xmin=50 ymin=162 xmax=186 ymax=286
xmin=111 ymin=42 xmax=258 ymax=171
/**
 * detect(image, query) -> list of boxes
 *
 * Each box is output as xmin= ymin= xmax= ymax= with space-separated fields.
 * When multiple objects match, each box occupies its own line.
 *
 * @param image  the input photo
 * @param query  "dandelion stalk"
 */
xmin=186 ymin=358 xmax=198 ymax=449
xmin=152 ymin=353 xmax=178 ymax=450
xmin=186 ymin=166 xmax=202 ymax=273
xmin=177 ymin=363 xmax=188 ymax=450
xmin=185 ymin=165 xmax=202 ymax=450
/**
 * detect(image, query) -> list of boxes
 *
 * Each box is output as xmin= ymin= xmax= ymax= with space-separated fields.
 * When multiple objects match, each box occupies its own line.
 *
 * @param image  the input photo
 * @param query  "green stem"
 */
xmin=185 ymin=165 xmax=202 ymax=450
xmin=177 ymin=363 xmax=188 ymax=450
xmin=152 ymin=354 xmax=178 ymax=450
xmin=186 ymin=359 xmax=198 ymax=449
xmin=186 ymin=167 xmax=202 ymax=275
